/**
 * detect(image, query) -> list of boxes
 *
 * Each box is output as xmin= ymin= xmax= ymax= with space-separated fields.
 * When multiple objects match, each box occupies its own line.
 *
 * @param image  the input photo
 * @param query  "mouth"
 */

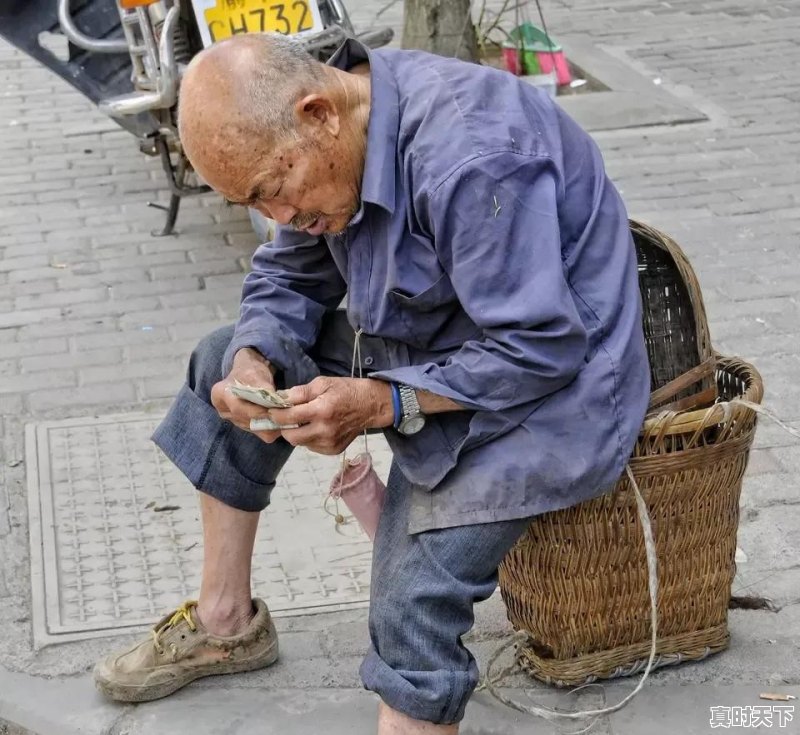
xmin=302 ymin=215 xmax=328 ymax=236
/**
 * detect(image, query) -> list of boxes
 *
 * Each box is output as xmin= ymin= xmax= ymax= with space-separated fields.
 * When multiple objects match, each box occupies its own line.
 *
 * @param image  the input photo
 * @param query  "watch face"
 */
xmin=399 ymin=416 xmax=426 ymax=435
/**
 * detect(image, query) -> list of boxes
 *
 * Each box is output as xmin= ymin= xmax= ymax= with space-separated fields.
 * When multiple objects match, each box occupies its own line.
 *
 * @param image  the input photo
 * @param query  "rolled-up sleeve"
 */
xmin=222 ymin=227 xmax=346 ymax=383
xmin=372 ymin=152 xmax=588 ymax=411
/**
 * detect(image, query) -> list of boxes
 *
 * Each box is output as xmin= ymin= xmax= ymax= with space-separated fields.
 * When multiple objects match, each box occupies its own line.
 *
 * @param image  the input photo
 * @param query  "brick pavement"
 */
xmin=1 ymin=1 xmax=799 ymax=733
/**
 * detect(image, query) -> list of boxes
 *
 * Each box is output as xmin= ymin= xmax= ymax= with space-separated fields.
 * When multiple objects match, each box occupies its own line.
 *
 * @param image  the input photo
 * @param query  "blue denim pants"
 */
xmin=153 ymin=318 xmax=531 ymax=724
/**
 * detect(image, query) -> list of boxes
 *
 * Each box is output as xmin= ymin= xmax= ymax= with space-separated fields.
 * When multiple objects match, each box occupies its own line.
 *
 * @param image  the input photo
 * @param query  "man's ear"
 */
xmin=295 ymin=93 xmax=340 ymax=137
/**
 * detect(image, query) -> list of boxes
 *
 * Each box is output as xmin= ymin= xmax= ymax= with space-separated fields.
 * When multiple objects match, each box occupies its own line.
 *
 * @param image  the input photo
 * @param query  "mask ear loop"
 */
xmin=323 ymin=328 xmax=366 ymax=534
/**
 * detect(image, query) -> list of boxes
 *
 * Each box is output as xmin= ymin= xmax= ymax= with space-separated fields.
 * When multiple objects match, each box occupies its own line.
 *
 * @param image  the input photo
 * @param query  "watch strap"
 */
xmin=398 ymin=383 xmax=421 ymax=421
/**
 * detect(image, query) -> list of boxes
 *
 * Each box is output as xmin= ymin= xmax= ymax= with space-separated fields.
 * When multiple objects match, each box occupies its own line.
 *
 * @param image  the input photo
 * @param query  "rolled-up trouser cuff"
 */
xmin=152 ymin=383 xmax=290 ymax=512
xmin=360 ymin=651 xmax=476 ymax=724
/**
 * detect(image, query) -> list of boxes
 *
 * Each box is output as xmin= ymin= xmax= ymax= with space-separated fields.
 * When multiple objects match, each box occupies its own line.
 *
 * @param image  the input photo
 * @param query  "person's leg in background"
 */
xmin=361 ymin=465 xmax=531 ymax=733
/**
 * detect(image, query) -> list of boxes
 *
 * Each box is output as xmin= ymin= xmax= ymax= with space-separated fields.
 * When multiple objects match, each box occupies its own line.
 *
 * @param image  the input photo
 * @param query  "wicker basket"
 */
xmin=631 ymin=219 xmax=716 ymax=412
xmin=498 ymin=220 xmax=762 ymax=686
xmin=499 ymin=356 xmax=762 ymax=685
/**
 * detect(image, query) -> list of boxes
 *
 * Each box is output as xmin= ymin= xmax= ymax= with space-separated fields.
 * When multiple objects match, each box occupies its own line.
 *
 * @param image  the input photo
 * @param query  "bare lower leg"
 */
xmin=377 ymin=702 xmax=459 ymax=734
xmin=196 ymin=492 xmax=260 ymax=636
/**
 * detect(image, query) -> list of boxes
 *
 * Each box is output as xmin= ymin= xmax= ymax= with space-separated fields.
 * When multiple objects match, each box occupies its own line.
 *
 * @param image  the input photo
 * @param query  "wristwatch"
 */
xmin=397 ymin=384 xmax=426 ymax=436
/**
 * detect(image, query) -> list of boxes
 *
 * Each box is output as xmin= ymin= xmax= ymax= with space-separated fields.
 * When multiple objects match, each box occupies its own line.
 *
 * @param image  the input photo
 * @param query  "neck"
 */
xmin=324 ymin=65 xmax=371 ymax=201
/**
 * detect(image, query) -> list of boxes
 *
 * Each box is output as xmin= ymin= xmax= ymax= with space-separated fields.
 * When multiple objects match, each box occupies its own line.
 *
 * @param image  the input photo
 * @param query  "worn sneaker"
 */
xmin=94 ymin=598 xmax=278 ymax=702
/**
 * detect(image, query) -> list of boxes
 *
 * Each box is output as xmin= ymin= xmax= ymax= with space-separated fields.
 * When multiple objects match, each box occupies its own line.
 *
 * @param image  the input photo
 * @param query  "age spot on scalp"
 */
xmin=329 ymin=163 xmax=334 ymax=169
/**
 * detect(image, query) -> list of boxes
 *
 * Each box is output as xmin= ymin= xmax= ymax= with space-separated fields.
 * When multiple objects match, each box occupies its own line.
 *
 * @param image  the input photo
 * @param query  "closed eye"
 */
xmin=224 ymin=190 xmax=259 ymax=208
xmin=224 ymin=183 xmax=279 ymax=208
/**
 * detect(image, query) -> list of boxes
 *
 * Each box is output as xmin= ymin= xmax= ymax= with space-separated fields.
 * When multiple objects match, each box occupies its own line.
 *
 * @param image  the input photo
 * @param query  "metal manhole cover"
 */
xmin=26 ymin=414 xmax=393 ymax=648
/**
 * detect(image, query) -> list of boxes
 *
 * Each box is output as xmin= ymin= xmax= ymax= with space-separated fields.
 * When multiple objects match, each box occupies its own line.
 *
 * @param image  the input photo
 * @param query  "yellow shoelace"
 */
xmin=152 ymin=600 xmax=198 ymax=656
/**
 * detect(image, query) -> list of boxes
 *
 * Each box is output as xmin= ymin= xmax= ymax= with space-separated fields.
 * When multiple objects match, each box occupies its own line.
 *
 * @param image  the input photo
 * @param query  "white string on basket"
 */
xmin=731 ymin=398 xmax=800 ymax=440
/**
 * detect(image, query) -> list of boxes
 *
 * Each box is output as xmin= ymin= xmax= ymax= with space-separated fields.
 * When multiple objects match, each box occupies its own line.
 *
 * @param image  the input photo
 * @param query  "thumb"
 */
xmin=285 ymin=376 xmax=329 ymax=405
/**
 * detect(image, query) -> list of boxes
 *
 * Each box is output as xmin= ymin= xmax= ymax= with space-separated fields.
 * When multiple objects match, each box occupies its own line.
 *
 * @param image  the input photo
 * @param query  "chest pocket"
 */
xmin=390 ymin=273 xmax=454 ymax=312
xmin=389 ymin=273 xmax=477 ymax=350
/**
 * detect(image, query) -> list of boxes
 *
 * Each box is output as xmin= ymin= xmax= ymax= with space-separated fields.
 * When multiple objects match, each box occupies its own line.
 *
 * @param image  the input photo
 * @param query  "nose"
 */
xmin=258 ymin=201 xmax=297 ymax=226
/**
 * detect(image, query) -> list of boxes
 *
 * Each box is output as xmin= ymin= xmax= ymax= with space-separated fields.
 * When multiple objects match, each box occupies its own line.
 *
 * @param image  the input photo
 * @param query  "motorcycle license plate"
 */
xmin=190 ymin=0 xmax=324 ymax=47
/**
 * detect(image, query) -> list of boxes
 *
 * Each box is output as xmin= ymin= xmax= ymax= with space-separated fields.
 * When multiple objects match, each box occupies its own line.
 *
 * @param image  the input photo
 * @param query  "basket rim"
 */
xmin=640 ymin=353 xmax=762 ymax=438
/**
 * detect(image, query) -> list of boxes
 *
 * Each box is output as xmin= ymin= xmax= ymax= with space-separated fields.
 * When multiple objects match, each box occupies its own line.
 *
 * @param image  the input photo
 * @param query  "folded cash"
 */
xmin=229 ymin=381 xmax=293 ymax=409
xmin=250 ymin=417 xmax=300 ymax=431
xmin=229 ymin=382 xmax=298 ymax=431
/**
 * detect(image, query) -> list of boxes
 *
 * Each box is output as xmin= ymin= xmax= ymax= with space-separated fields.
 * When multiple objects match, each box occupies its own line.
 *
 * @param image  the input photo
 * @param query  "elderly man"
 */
xmin=94 ymin=33 xmax=649 ymax=733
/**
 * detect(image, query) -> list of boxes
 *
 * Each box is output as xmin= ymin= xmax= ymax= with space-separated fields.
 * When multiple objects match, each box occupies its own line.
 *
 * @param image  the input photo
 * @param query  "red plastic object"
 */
xmin=536 ymin=50 xmax=572 ymax=86
xmin=502 ymin=46 xmax=522 ymax=76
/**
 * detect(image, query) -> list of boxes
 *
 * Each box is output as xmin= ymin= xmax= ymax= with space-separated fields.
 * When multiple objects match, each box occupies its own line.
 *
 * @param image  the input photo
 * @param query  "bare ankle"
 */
xmin=377 ymin=702 xmax=459 ymax=734
xmin=196 ymin=598 xmax=255 ymax=637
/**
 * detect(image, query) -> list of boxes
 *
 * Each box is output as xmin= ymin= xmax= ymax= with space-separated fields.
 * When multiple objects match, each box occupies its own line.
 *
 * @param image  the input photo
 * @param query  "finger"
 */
xmin=303 ymin=441 xmax=343 ymax=456
xmin=229 ymin=398 xmax=274 ymax=422
xmin=270 ymin=399 xmax=329 ymax=426
xmin=210 ymin=380 xmax=231 ymax=414
xmin=284 ymin=376 xmax=330 ymax=406
xmin=279 ymin=423 xmax=325 ymax=448
xmin=213 ymin=381 xmax=272 ymax=422
xmin=253 ymin=429 xmax=283 ymax=444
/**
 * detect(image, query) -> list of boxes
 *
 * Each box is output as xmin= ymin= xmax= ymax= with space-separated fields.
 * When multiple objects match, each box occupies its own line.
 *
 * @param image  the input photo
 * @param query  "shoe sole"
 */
xmin=94 ymin=639 xmax=279 ymax=703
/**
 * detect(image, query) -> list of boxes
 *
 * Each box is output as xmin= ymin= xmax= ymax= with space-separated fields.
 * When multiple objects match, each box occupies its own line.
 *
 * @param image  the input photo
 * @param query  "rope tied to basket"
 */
xmin=730 ymin=398 xmax=800 ymax=440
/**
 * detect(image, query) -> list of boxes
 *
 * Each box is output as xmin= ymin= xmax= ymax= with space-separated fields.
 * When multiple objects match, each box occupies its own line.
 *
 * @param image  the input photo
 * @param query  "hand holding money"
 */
xmin=210 ymin=347 xmax=297 ymax=441
xmin=229 ymin=381 xmax=300 ymax=431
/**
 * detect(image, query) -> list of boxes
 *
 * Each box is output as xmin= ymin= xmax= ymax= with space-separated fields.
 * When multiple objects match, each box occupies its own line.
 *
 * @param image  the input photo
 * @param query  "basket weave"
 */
xmin=498 ymin=356 xmax=762 ymax=686
xmin=498 ymin=220 xmax=761 ymax=686
xmin=631 ymin=219 xmax=716 ymax=411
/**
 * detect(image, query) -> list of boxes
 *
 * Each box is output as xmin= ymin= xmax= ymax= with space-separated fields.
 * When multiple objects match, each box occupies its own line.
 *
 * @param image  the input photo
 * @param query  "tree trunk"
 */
xmin=402 ymin=0 xmax=478 ymax=62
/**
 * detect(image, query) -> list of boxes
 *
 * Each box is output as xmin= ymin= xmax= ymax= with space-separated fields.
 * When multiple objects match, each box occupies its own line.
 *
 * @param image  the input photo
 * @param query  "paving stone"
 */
xmin=0 ymin=307 xmax=61 ymax=330
xmin=138 ymin=375 xmax=185 ymax=401
xmin=6 ymin=266 xmax=60 ymax=284
xmin=19 ymin=347 xmax=123 ymax=373
xmin=17 ymin=316 xmax=117 ymax=341
xmin=149 ymin=259 xmax=244 ymax=280
xmin=79 ymin=357 xmax=184 ymax=384
xmin=26 ymin=381 xmax=137 ymax=413
xmin=0 ymin=370 xmax=76 ymax=395
xmin=109 ymin=277 xmax=201 ymax=299
xmin=117 ymin=304 xmax=218 ymax=330
xmin=0 ymin=393 xmax=24 ymax=418
xmin=14 ymin=287 xmax=108 ymax=311
xmin=70 ymin=326 xmax=171 ymax=351
xmin=61 ymin=295 xmax=161 ymax=320
xmin=0 ymin=255 xmax=49 ymax=273
xmin=0 ymin=336 xmax=68 ymax=361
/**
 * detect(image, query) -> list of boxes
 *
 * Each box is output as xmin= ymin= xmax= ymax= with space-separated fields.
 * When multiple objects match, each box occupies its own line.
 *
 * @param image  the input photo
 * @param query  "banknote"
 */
xmin=229 ymin=381 xmax=299 ymax=430
xmin=229 ymin=381 xmax=293 ymax=408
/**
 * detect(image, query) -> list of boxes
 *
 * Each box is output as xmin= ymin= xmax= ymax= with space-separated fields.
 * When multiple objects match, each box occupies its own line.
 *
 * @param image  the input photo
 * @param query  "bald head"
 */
xmin=175 ymin=34 xmax=371 ymax=237
xmin=179 ymin=34 xmax=325 ymax=158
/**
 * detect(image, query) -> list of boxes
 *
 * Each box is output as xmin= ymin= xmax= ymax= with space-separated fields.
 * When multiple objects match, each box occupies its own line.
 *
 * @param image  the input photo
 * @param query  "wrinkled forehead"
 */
xmin=186 ymin=131 xmax=279 ymax=199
